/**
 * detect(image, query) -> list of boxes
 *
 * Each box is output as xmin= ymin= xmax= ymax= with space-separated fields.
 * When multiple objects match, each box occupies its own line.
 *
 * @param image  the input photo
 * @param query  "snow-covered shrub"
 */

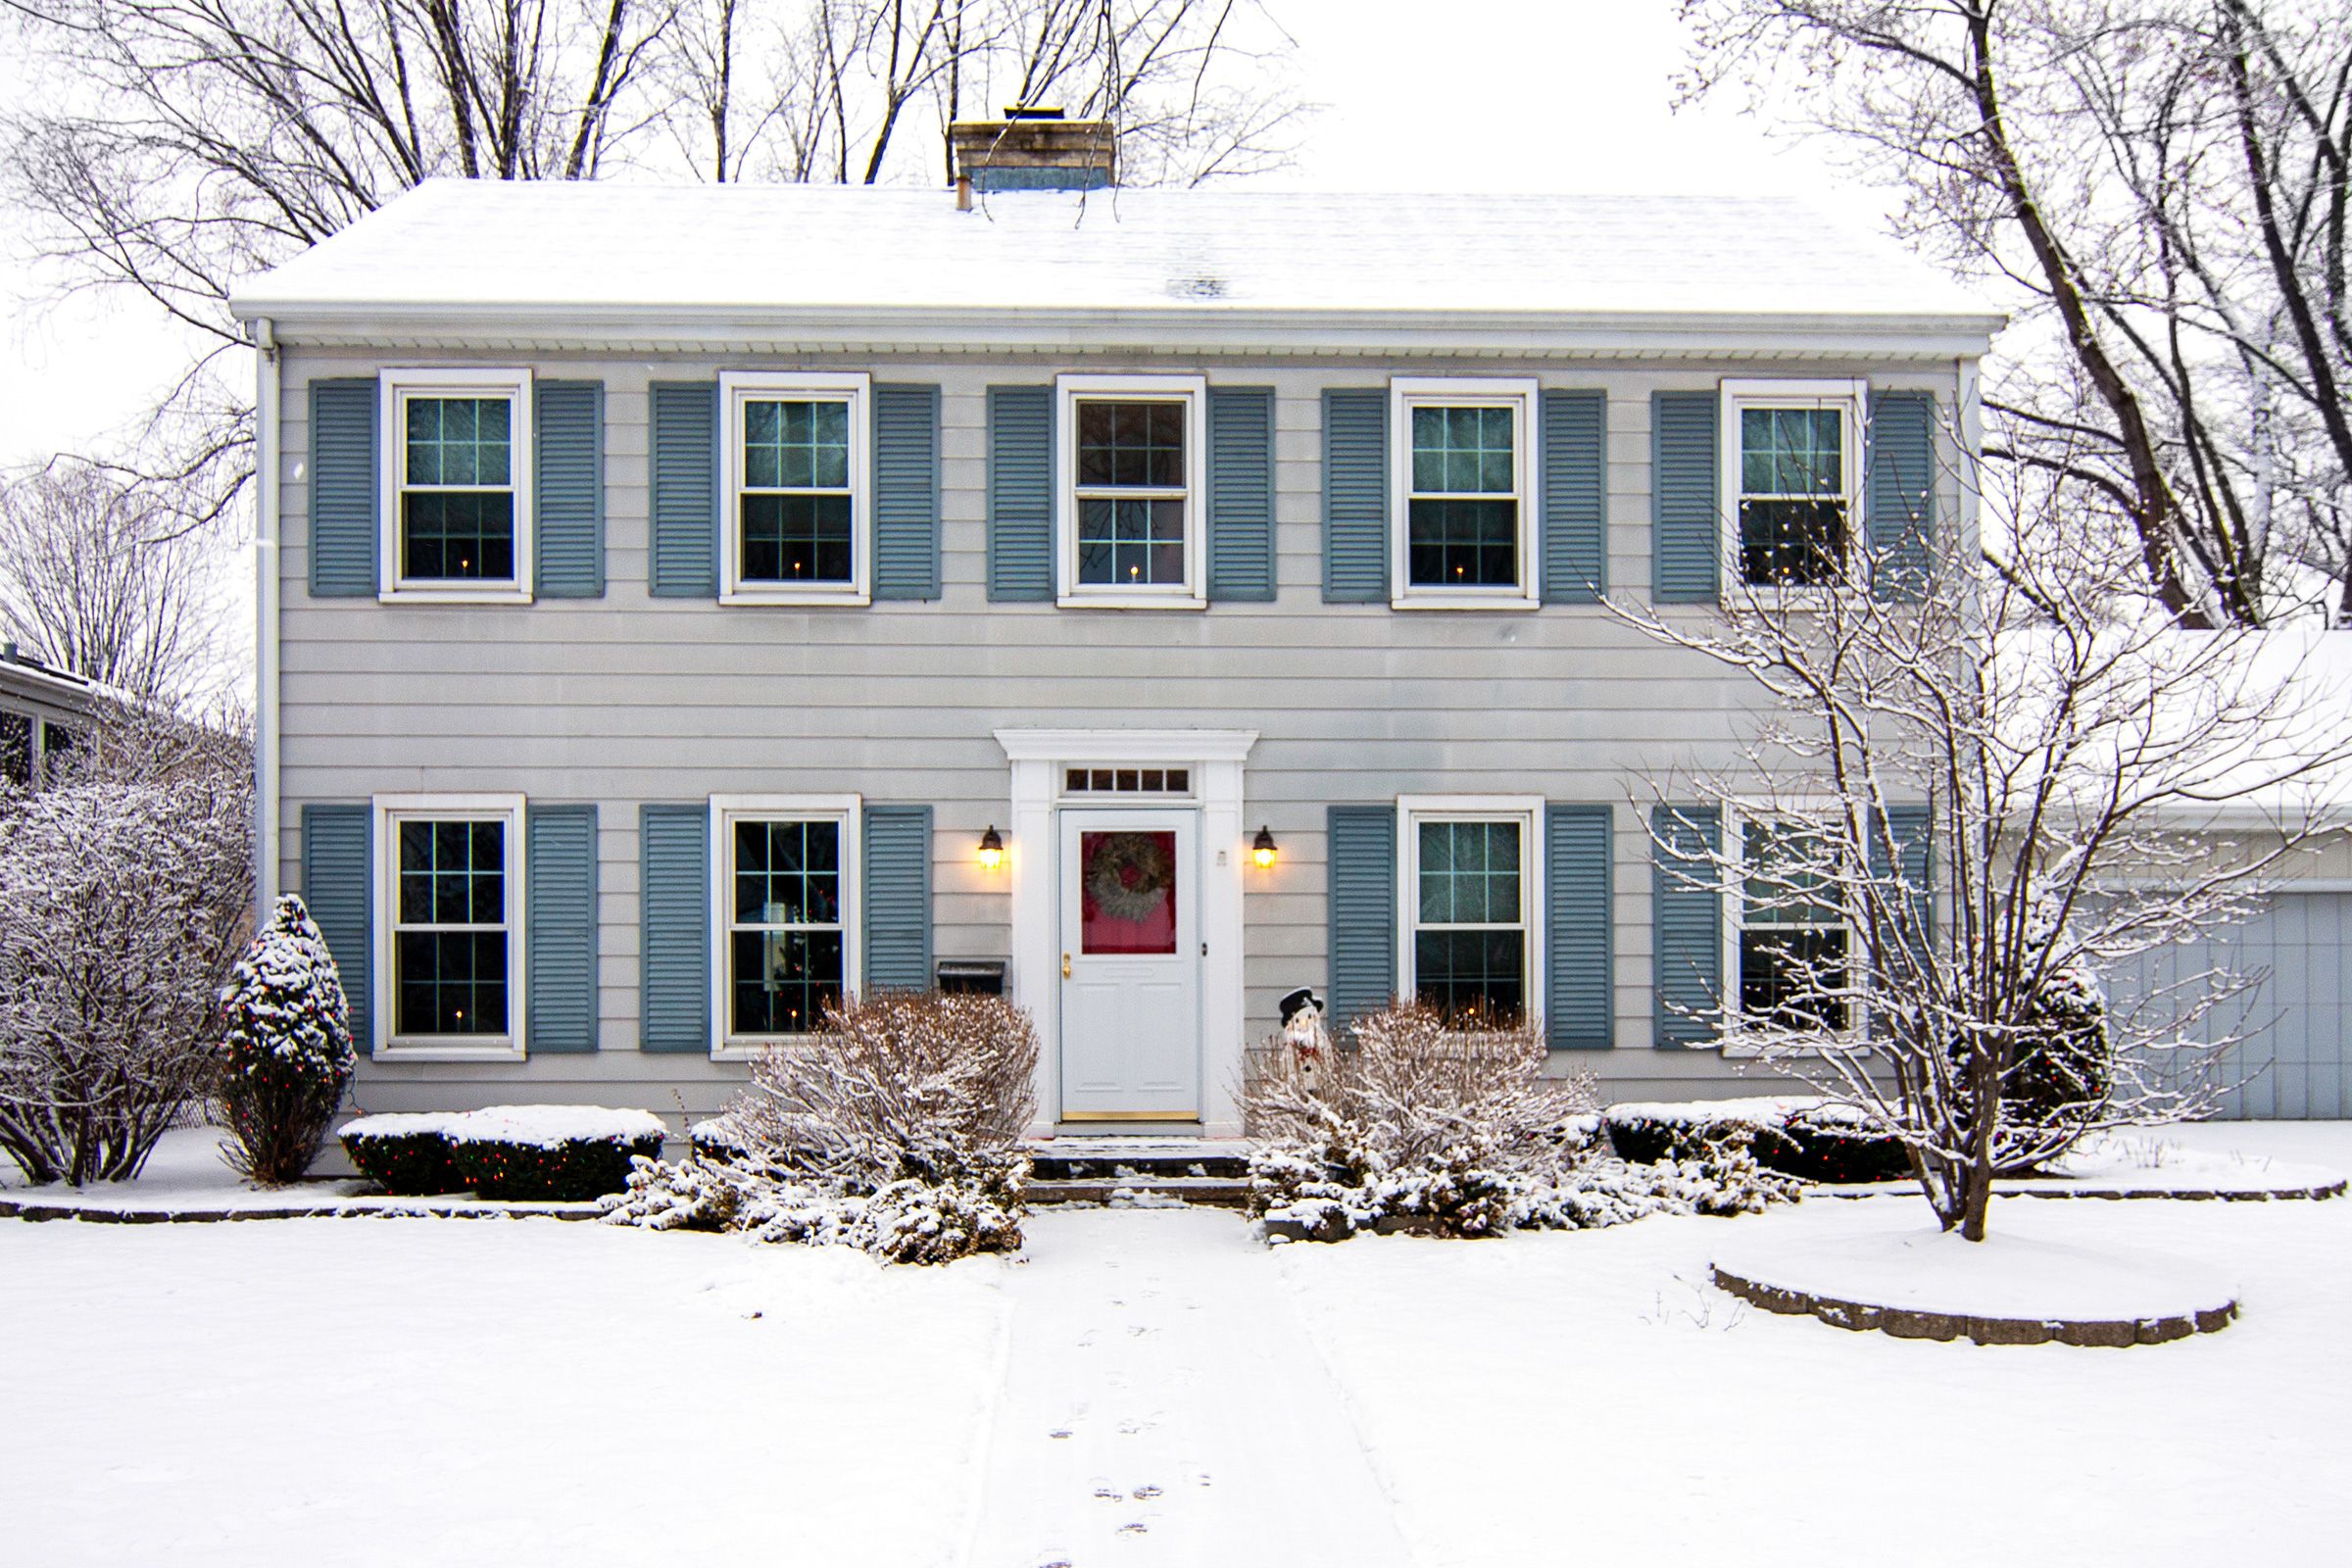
xmin=1604 ymin=1098 xmax=1911 ymax=1185
xmin=341 ymin=1106 xmax=666 ymax=1200
xmin=1511 ymin=1131 xmax=1803 ymax=1230
xmin=605 ymin=992 xmax=1040 ymax=1263
xmin=0 ymin=710 xmax=251 ymax=1184
xmin=214 ymin=895 xmax=357 ymax=1185
xmin=1996 ymin=955 xmax=2114 ymax=1168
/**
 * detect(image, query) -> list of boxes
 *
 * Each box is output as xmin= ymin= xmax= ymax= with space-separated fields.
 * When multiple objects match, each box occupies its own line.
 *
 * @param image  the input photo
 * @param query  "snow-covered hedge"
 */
xmin=1604 ymin=1098 xmax=1912 ymax=1185
xmin=216 ymin=895 xmax=357 ymax=1185
xmin=341 ymin=1105 xmax=667 ymax=1200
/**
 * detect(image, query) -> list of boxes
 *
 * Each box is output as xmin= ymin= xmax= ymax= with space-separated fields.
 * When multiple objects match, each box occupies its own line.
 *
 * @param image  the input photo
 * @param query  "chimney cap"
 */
xmin=1004 ymin=105 xmax=1066 ymax=121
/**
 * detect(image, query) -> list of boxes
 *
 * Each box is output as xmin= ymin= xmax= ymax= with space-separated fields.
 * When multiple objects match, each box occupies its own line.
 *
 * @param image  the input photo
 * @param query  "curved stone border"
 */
xmin=1711 ymin=1262 xmax=2238 ymax=1347
xmin=0 ymin=1195 xmax=600 ymax=1224
xmin=1813 ymin=1177 xmax=2344 ymax=1203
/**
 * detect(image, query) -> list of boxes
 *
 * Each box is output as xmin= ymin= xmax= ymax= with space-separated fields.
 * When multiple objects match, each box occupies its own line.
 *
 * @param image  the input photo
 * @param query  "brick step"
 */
xmin=1026 ymin=1176 xmax=1252 ymax=1209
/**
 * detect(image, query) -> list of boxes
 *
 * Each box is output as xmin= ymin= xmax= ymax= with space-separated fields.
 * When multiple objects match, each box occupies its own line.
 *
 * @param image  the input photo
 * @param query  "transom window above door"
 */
xmin=1722 ymin=378 xmax=1867 ymax=592
xmin=380 ymin=368 xmax=532 ymax=601
xmin=1389 ymin=377 xmax=1540 ymax=610
xmin=1056 ymin=373 xmax=1207 ymax=609
xmin=720 ymin=372 xmax=871 ymax=606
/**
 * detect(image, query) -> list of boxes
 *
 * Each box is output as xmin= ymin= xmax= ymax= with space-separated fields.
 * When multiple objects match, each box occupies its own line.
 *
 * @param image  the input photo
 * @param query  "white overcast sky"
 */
xmin=0 ymin=1 xmax=1889 ymax=477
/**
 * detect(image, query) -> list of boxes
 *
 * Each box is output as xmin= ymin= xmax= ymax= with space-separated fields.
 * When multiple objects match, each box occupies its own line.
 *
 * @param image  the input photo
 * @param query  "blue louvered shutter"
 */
xmin=1327 ymin=806 xmax=1397 ymax=1030
xmin=1545 ymin=805 xmax=1613 ymax=1050
xmin=1541 ymin=390 xmax=1606 ymax=603
xmin=526 ymin=804 xmax=599 ymax=1053
xmin=873 ymin=383 xmax=942 ymax=601
xmin=534 ymin=380 xmax=605 ymax=598
xmin=309 ymin=379 xmax=378 ymax=597
xmin=1322 ymin=388 xmax=1388 ymax=603
xmin=639 ymin=804 xmax=710 ymax=1052
xmin=299 ymin=805 xmax=372 ymax=1047
xmin=1868 ymin=391 xmax=1936 ymax=603
xmin=987 ymin=385 xmax=1054 ymax=600
xmin=1651 ymin=805 xmax=1722 ymax=1046
xmin=862 ymin=805 xmax=933 ymax=989
xmin=650 ymin=381 xmax=719 ymax=598
xmin=1652 ymin=392 xmax=1720 ymax=605
xmin=1208 ymin=386 xmax=1275 ymax=601
xmin=1870 ymin=803 xmax=1936 ymax=944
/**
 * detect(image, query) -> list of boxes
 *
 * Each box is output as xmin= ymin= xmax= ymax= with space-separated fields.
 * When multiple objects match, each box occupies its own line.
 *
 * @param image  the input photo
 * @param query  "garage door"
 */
xmin=2101 ymin=892 xmax=2350 ymax=1119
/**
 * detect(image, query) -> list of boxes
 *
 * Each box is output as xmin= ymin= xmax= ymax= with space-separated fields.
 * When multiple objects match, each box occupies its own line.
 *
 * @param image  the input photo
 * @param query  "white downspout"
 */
xmin=252 ymin=317 xmax=281 ymax=907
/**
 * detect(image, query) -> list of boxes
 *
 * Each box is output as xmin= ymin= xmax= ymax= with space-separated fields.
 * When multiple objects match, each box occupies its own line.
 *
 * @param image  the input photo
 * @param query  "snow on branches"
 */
xmin=216 ymin=895 xmax=356 ymax=1185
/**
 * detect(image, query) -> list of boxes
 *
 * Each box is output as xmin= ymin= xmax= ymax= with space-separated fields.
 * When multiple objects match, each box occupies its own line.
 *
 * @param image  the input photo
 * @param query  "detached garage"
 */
xmin=2104 ymin=888 xmax=2352 ymax=1120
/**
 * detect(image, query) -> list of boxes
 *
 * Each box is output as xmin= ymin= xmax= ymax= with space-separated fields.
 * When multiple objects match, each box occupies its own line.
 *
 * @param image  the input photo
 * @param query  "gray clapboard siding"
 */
xmin=299 ymin=804 xmax=372 ymax=1044
xmin=649 ymin=381 xmax=719 ymax=598
xmin=309 ymin=379 xmax=378 ymax=597
xmin=1545 ymin=804 xmax=1613 ymax=1049
xmin=862 ymin=804 xmax=934 ymax=989
xmin=534 ymin=379 xmax=605 ymax=598
xmin=1652 ymin=391 xmax=1720 ymax=604
xmin=1208 ymin=386 xmax=1276 ymax=601
xmin=1651 ymin=805 xmax=1721 ymax=1047
xmin=639 ymin=804 xmax=710 ymax=1051
xmin=1541 ymin=390 xmax=1606 ymax=603
xmin=873 ymin=383 xmax=943 ymax=600
xmin=1322 ymin=388 xmax=1388 ymax=602
xmin=526 ymin=803 xmax=599 ymax=1053
xmin=1868 ymin=391 xmax=1936 ymax=602
xmin=1327 ymin=805 xmax=1396 ymax=1028
xmin=987 ymin=385 xmax=1054 ymax=600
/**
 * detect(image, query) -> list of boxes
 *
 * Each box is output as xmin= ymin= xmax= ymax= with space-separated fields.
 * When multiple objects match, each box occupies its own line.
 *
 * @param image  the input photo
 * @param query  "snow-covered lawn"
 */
xmin=3 ymin=1124 xmax=2346 ymax=1567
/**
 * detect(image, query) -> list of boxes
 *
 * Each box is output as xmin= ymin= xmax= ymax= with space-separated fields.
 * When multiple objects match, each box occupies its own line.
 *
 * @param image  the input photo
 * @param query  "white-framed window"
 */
xmin=372 ymin=793 xmax=527 ymax=1058
xmin=1 ymin=708 xmax=33 ymax=788
xmin=710 ymin=794 xmax=862 ymax=1055
xmin=719 ymin=371 xmax=872 ymax=606
xmin=379 ymin=368 xmax=533 ymax=602
xmin=1396 ymin=796 xmax=1544 ymax=1027
xmin=1055 ymin=373 xmax=1208 ymax=609
xmin=1389 ymin=376 xmax=1541 ymax=610
xmin=1730 ymin=814 xmax=1857 ymax=1037
xmin=1720 ymin=378 xmax=1868 ymax=592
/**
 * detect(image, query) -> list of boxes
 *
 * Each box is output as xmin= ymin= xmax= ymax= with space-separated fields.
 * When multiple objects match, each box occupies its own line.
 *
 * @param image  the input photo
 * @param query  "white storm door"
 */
xmin=1058 ymin=808 xmax=1201 ymax=1119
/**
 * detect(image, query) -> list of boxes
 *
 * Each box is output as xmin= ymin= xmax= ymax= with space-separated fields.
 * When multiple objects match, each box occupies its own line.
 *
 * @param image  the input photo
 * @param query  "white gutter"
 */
xmin=252 ymin=316 xmax=280 ymax=908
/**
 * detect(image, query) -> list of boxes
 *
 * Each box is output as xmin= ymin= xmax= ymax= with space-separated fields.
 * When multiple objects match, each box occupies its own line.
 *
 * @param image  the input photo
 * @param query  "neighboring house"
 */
xmin=0 ymin=644 xmax=94 ymax=788
xmin=229 ymin=117 xmax=2028 ymax=1138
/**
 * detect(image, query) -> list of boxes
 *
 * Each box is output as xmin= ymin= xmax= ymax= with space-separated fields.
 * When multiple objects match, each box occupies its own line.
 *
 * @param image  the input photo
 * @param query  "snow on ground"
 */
xmin=0 ymin=1127 xmax=377 ymax=1207
xmin=3 ymin=1122 xmax=2346 ymax=1567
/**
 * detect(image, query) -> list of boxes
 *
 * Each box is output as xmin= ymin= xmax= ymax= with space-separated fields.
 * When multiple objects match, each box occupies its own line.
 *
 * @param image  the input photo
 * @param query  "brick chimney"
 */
xmin=949 ymin=107 xmax=1115 ymax=207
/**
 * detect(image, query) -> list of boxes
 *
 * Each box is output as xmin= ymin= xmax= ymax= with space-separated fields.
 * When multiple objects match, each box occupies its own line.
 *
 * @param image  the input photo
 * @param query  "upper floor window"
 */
xmin=1397 ymin=796 xmax=1544 ymax=1027
xmin=1736 ymin=816 xmax=1853 ymax=1035
xmin=374 ymin=794 xmax=526 ymax=1056
xmin=721 ymin=372 xmax=871 ymax=606
xmin=1722 ymin=378 xmax=1865 ymax=591
xmin=1 ymin=710 xmax=31 ymax=788
xmin=1390 ymin=377 xmax=1540 ymax=610
xmin=1056 ymin=374 xmax=1206 ymax=609
xmin=380 ymin=368 xmax=533 ymax=601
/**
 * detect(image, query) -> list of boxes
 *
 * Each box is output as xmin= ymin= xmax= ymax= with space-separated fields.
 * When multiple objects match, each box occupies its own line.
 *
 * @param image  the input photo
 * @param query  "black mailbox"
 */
xmin=936 ymin=958 xmax=1007 ymax=996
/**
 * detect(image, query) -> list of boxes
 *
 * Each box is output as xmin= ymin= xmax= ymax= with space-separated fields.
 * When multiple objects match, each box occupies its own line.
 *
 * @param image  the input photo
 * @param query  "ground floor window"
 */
xmin=377 ymin=795 xmax=525 ymax=1050
xmin=713 ymin=796 xmax=860 ymax=1047
xmin=1737 ymin=817 xmax=1852 ymax=1033
xmin=1399 ymin=799 xmax=1541 ymax=1027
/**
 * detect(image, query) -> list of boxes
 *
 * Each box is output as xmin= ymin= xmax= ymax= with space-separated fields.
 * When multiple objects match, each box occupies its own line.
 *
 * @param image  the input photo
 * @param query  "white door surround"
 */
xmin=996 ymin=728 xmax=1256 ymax=1137
xmin=1059 ymin=808 xmax=1201 ymax=1118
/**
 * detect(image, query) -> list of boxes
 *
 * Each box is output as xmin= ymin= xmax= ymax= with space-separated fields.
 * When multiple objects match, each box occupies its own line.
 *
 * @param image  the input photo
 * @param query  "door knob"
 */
xmin=1062 ymin=953 xmax=1072 ymax=979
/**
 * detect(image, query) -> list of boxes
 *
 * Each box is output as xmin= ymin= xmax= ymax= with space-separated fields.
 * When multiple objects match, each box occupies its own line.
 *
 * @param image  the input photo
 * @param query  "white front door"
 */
xmin=1058 ymin=808 xmax=1201 ymax=1120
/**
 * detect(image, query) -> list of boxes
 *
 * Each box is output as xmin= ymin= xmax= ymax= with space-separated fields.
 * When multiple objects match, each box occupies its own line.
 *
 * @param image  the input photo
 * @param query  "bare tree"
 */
xmin=1681 ymin=0 xmax=2352 ymax=627
xmin=1610 ymin=426 xmax=2352 ymax=1241
xmin=0 ymin=461 xmax=223 ymax=707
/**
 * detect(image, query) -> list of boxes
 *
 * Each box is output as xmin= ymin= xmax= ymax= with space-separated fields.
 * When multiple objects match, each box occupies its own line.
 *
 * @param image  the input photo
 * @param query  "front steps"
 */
xmin=1024 ymin=1136 xmax=1252 ymax=1208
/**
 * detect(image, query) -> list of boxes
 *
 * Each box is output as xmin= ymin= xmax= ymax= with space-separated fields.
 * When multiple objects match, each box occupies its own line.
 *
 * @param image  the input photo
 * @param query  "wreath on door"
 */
xmin=1085 ymin=832 xmax=1175 ymax=923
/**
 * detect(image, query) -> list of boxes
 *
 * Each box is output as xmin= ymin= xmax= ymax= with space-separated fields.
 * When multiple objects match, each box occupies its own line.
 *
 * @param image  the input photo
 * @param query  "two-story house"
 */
xmin=229 ymin=118 xmax=2014 ymax=1139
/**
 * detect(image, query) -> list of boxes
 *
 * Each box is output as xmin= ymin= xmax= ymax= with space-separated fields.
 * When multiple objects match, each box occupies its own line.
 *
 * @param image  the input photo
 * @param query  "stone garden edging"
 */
xmin=1710 ymin=1259 xmax=2240 ymax=1347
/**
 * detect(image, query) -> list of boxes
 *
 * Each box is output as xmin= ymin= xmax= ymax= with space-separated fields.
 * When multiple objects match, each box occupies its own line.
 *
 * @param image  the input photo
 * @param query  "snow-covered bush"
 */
xmin=341 ymin=1106 xmax=666 ymax=1200
xmin=1605 ymin=1097 xmax=1911 ymax=1185
xmin=214 ymin=895 xmax=356 ymax=1185
xmin=1995 ymin=952 xmax=2114 ymax=1170
xmin=605 ymin=992 xmax=1040 ymax=1263
xmin=0 ymin=710 xmax=251 ymax=1184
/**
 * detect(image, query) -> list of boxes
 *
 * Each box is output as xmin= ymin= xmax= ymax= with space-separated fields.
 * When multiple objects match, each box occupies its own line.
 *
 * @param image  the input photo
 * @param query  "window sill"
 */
xmin=379 ymin=587 xmax=533 ymax=606
xmin=372 ymin=1043 xmax=526 ymax=1062
xmin=712 ymin=1037 xmax=826 ymax=1062
xmin=1390 ymin=592 xmax=1542 ymax=612
xmin=719 ymin=587 xmax=872 ymax=609
xmin=1720 ymin=1033 xmax=1868 ymax=1059
xmin=1054 ymin=592 xmax=1209 ymax=612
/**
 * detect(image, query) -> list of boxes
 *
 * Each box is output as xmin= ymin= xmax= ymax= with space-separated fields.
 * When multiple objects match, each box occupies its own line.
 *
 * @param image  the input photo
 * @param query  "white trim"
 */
xmin=370 ymin=793 xmax=527 ymax=1059
xmin=708 ymin=793 xmax=862 ymax=1059
xmin=1054 ymin=373 xmax=1208 ymax=610
xmin=716 ymin=371 xmax=873 ymax=607
xmin=253 ymin=319 xmax=279 ymax=907
xmin=378 ymin=367 xmax=534 ymax=603
xmin=1395 ymin=795 xmax=1546 ymax=1025
xmin=996 ymin=728 xmax=1254 ymax=1137
xmin=1718 ymin=376 xmax=1870 ymax=600
xmin=1387 ymin=375 xmax=1542 ymax=611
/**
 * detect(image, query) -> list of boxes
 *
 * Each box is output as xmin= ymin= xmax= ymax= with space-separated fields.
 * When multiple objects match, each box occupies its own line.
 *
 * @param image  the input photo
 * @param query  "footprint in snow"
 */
xmin=1118 ymin=1522 xmax=1150 ymax=1536
xmin=1132 ymin=1485 xmax=1162 ymax=1499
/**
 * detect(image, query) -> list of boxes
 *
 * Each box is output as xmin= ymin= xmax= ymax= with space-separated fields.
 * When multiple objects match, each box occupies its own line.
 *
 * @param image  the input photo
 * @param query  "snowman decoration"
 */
xmin=1279 ymin=987 xmax=1329 ymax=1086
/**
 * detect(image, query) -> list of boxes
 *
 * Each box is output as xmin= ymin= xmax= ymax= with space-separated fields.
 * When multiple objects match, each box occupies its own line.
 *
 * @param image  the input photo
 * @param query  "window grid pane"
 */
xmin=729 ymin=818 xmax=846 ymax=1037
xmin=1407 ymin=498 xmax=1518 ymax=587
xmin=739 ymin=398 xmax=855 ymax=586
xmin=1076 ymin=497 xmax=1187 ymax=585
xmin=1412 ymin=819 xmax=1527 ymax=1026
xmin=1410 ymin=404 xmax=1515 ymax=495
xmin=1077 ymin=401 xmax=1185 ymax=488
xmin=392 ymin=815 xmax=509 ymax=1037
xmin=1740 ymin=407 xmax=1842 ymax=497
xmin=1416 ymin=820 xmax=1522 ymax=925
xmin=1740 ymin=928 xmax=1850 ymax=1032
xmin=406 ymin=397 xmax=513 ymax=488
xmin=1413 ymin=931 xmax=1526 ymax=1027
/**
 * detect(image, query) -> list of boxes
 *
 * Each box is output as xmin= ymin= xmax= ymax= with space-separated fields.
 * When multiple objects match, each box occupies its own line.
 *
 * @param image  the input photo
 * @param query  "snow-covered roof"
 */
xmin=229 ymin=179 xmax=2004 ymax=356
